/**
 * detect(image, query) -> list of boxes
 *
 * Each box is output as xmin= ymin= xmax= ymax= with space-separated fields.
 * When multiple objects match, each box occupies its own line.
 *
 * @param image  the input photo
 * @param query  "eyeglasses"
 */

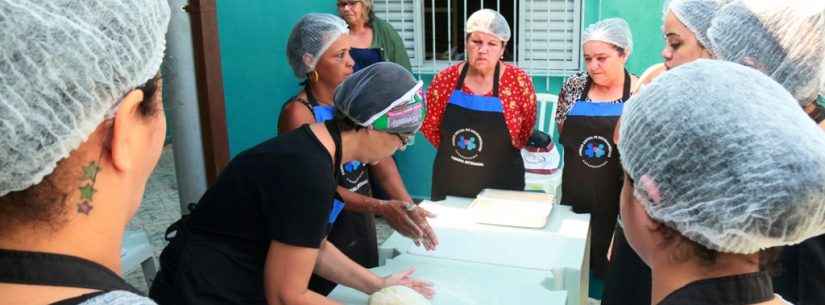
xmin=394 ymin=133 xmax=415 ymax=151
xmin=336 ymin=0 xmax=361 ymax=8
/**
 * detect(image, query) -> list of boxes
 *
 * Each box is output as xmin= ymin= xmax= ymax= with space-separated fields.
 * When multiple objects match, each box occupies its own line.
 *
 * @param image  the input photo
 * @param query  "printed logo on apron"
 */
xmin=578 ymin=135 xmax=613 ymax=168
xmin=450 ymin=128 xmax=485 ymax=167
xmin=340 ymin=161 xmax=369 ymax=192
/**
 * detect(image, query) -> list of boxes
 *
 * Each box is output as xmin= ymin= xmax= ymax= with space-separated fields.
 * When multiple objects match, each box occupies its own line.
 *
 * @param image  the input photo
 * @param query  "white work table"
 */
xmin=330 ymin=197 xmax=591 ymax=305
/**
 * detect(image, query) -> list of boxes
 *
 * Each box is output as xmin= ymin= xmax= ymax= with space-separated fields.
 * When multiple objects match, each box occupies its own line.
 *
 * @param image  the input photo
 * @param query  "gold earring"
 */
xmin=312 ymin=71 xmax=320 ymax=82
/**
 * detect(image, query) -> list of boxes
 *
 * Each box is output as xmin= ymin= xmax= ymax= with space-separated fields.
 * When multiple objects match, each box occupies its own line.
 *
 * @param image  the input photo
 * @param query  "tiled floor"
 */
xmin=124 ymin=145 xmax=394 ymax=292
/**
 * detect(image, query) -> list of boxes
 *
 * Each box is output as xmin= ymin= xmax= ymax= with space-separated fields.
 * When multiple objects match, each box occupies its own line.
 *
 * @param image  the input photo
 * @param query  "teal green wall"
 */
xmin=217 ymin=0 xmax=336 ymax=156
xmin=217 ymin=0 xmax=668 ymax=199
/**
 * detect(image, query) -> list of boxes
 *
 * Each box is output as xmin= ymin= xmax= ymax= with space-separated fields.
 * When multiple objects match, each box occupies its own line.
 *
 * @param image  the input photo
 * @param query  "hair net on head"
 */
xmin=663 ymin=0 xmax=721 ymax=51
xmin=465 ymin=9 xmax=511 ymax=42
xmin=619 ymin=59 xmax=825 ymax=255
xmin=286 ymin=13 xmax=349 ymax=79
xmin=334 ymin=62 xmax=425 ymax=137
xmin=582 ymin=18 xmax=634 ymax=55
xmin=0 ymin=0 xmax=171 ymax=197
xmin=708 ymin=0 xmax=825 ymax=105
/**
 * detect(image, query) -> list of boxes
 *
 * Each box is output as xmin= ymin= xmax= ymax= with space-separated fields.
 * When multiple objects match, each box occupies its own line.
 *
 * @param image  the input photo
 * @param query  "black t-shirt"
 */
xmin=156 ymin=124 xmax=341 ymax=304
xmin=189 ymin=124 xmax=338 ymax=249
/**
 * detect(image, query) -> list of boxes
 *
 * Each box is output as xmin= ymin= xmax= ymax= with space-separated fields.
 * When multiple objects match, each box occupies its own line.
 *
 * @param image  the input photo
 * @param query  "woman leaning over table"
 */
xmin=276 ymin=14 xmax=437 ymax=296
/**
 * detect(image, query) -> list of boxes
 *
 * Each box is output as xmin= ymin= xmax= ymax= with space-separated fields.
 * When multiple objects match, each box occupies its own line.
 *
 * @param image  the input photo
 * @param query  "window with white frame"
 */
xmin=372 ymin=0 xmax=582 ymax=76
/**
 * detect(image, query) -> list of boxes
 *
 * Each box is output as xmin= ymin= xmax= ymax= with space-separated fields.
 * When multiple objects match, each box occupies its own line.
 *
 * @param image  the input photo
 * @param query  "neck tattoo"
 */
xmin=77 ymin=161 xmax=101 ymax=215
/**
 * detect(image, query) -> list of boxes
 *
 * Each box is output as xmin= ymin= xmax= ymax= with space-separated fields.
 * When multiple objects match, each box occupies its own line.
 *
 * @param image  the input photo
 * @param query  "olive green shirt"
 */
xmin=370 ymin=17 xmax=412 ymax=72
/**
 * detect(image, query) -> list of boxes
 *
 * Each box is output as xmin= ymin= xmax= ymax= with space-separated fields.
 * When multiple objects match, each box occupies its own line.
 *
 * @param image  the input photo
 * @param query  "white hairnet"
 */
xmin=582 ymin=18 xmax=634 ymax=55
xmin=708 ymin=0 xmax=825 ymax=105
xmin=664 ymin=0 xmax=722 ymax=51
xmin=619 ymin=59 xmax=825 ymax=255
xmin=0 ymin=0 xmax=170 ymax=197
xmin=465 ymin=9 xmax=511 ymax=42
xmin=334 ymin=62 xmax=424 ymax=135
xmin=286 ymin=13 xmax=349 ymax=79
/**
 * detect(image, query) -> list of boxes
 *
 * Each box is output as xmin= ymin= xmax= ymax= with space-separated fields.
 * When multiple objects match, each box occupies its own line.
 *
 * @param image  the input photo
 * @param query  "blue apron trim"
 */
xmin=328 ymin=199 xmax=345 ymax=224
xmin=568 ymin=102 xmax=624 ymax=117
xmin=312 ymin=105 xmax=335 ymax=122
xmin=448 ymin=91 xmax=504 ymax=113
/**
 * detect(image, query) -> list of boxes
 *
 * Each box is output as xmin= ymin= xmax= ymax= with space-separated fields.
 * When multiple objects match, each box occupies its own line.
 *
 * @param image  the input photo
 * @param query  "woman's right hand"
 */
xmin=378 ymin=200 xmax=423 ymax=240
xmin=378 ymin=200 xmax=439 ymax=250
xmin=381 ymin=268 xmax=435 ymax=299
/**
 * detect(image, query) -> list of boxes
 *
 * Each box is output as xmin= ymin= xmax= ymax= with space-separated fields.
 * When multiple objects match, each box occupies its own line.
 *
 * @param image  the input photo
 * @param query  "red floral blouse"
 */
xmin=421 ymin=63 xmax=537 ymax=149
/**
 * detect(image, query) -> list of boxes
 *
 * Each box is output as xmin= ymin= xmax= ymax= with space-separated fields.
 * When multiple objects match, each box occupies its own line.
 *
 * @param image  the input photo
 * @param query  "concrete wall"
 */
xmin=217 ymin=0 xmax=667 ymax=199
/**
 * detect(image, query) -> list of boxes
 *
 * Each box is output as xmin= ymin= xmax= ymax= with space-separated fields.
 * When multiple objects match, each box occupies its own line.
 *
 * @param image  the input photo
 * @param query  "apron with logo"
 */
xmin=431 ymin=62 xmax=525 ymax=201
xmin=560 ymin=70 xmax=630 ymax=277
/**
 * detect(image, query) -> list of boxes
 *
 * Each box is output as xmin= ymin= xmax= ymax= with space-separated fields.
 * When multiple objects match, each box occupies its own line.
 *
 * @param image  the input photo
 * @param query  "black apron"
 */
xmin=772 ymin=109 xmax=825 ymax=305
xmin=659 ymin=272 xmax=775 ymax=305
xmin=0 ymin=249 xmax=143 ymax=305
xmin=431 ymin=62 xmax=525 ymax=201
xmin=601 ymin=225 xmax=652 ymax=305
xmin=774 ymin=236 xmax=825 ymax=305
xmin=560 ymin=71 xmax=630 ymax=278
xmin=300 ymin=88 xmax=379 ymax=296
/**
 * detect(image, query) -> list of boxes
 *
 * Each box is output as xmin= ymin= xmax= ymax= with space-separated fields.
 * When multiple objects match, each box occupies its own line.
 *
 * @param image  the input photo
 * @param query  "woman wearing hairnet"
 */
xmin=0 ymin=1 xmax=169 ymax=304
xmin=336 ymin=0 xmax=411 ymax=72
xmin=277 ymin=13 xmax=437 ymax=296
xmin=618 ymin=59 xmax=825 ymax=305
xmin=555 ymin=18 xmax=637 ymax=281
xmin=421 ymin=9 xmax=537 ymax=201
xmin=707 ymin=1 xmax=825 ymax=303
xmin=630 ymin=0 xmax=719 ymax=94
xmin=602 ymin=2 xmax=721 ymax=304
xmin=150 ymin=62 xmax=434 ymax=305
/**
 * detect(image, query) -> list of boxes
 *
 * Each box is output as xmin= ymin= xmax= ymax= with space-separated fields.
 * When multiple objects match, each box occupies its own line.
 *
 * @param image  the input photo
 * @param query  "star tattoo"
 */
xmin=82 ymin=162 xmax=101 ymax=181
xmin=79 ymin=184 xmax=96 ymax=201
xmin=77 ymin=201 xmax=93 ymax=215
xmin=76 ymin=161 xmax=101 ymax=216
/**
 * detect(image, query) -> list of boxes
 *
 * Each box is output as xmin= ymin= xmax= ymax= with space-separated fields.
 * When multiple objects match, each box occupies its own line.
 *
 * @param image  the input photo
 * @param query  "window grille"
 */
xmin=372 ymin=0 xmax=583 ymax=76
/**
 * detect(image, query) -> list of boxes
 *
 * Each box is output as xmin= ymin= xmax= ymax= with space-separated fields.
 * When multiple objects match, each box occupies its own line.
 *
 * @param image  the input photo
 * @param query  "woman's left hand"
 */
xmin=382 ymin=268 xmax=435 ymax=299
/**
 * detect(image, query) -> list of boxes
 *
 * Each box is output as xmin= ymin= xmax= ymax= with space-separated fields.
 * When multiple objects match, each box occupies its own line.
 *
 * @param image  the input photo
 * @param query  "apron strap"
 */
xmin=305 ymin=84 xmax=321 ymax=107
xmin=582 ymin=69 xmax=632 ymax=102
xmin=621 ymin=70 xmax=631 ymax=101
xmin=324 ymin=120 xmax=344 ymax=180
xmin=456 ymin=61 xmax=501 ymax=97
xmin=0 ymin=249 xmax=141 ymax=294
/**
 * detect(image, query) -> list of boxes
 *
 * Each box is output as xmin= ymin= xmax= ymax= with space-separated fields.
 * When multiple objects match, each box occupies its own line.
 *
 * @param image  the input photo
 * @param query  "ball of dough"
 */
xmin=368 ymin=285 xmax=431 ymax=305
